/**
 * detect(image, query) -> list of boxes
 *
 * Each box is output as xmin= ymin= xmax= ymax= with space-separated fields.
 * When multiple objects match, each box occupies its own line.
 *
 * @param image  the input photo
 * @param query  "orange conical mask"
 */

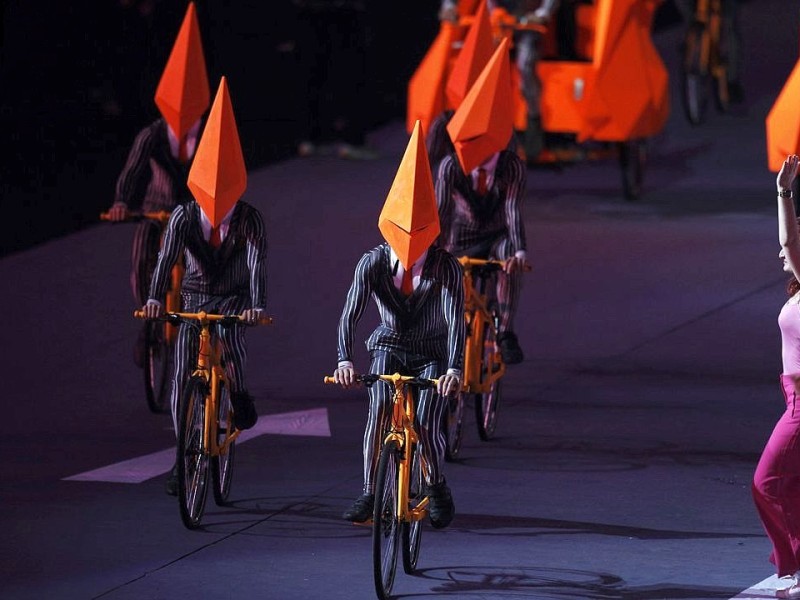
xmin=154 ymin=2 xmax=210 ymax=149
xmin=378 ymin=121 xmax=440 ymax=270
xmin=445 ymin=0 xmax=495 ymax=110
xmin=446 ymin=37 xmax=514 ymax=174
xmin=187 ymin=77 xmax=247 ymax=227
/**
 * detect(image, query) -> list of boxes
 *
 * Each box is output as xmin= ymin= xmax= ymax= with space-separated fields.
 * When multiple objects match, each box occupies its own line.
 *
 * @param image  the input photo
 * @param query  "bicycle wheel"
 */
xmin=211 ymin=381 xmax=235 ymax=506
xmin=475 ymin=321 xmax=501 ymax=441
xmin=401 ymin=444 xmax=423 ymax=574
xmin=143 ymin=320 xmax=171 ymax=414
xmin=373 ymin=440 xmax=401 ymax=600
xmin=682 ymin=21 xmax=710 ymax=126
xmin=618 ymin=139 xmax=647 ymax=202
xmin=443 ymin=391 xmax=465 ymax=461
xmin=177 ymin=375 xmax=210 ymax=529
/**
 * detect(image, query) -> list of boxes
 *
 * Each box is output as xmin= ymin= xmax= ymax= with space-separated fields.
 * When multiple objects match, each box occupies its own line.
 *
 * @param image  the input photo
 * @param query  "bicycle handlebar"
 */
xmin=323 ymin=373 xmax=439 ymax=388
xmin=133 ymin=310 xmax=274 ymax=327
xmin=458 ymin=256 xmax=532 ymax=272
xmin=100 ymin=210 xmax=172 ymax=223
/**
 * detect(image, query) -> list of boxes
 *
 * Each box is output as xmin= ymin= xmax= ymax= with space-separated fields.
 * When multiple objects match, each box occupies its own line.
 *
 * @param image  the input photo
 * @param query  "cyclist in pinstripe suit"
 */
xmin=107 ymin=118 xmax=202 ymax=309
xmin=436 ymin=149 xmax=529 ymax=364
xmin=142 ymin=199 xmax=267 ymax=494
xmin=334 ymin=243 xmax=464 ymax=527
xmin=108 ymin=2 xmax=210 ymax=366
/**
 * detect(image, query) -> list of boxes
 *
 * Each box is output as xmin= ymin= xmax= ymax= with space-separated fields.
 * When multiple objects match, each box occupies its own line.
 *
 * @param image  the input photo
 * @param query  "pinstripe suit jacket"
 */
xmin=148 ymin=201 xmax=267 ymax=308
xmin=114 ymin=118 xmax=195 ymax=212
xmin=337 ymin=244 xmax=465 ymax=371
xmin=436 ymin=150 xmax=527 ymax=257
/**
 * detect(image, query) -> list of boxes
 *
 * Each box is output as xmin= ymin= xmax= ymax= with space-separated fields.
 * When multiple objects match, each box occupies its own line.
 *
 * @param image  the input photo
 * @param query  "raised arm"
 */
xmin=337 ymin=252 xmax=374 ymax=365
xmin=778 ymin=155 xmax=800 ymax=281
xmin=442 ymin=253 xmax=465 ymax=372
xmin=438 ymin=252 xmax=466 ymax=396
xmin=504 ymin=154 xmax=527 ymax=255
xmin=147 ymin=205 xmax=187 ymax=303
xmin=244 ymin=206 xmax=268 ymax=311
xmin=114 ymin=124 xmax=156 ymax=210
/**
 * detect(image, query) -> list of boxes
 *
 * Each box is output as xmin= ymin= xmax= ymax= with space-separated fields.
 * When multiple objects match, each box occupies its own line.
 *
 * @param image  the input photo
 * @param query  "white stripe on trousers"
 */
xmin=362 ymin=350 xmax=447 ymax=494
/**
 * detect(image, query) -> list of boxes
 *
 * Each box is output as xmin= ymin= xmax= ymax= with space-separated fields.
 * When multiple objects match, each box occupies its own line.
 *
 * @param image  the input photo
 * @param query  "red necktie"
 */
xmin=477 ymin=167 xmax=487 ymax=195
xmin=209 ymin=225 xmax=222 ymax=249
xmin=401 ymin=264 xmax=414 ymax=296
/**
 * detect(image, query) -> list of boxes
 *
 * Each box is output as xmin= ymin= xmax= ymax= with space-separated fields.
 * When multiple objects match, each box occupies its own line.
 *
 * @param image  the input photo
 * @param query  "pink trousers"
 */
xmin=753 ymin=375 xmax=800 ymax=576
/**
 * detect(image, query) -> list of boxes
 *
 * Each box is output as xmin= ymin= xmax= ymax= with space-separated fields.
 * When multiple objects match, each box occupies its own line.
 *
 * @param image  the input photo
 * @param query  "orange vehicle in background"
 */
xmin=408 ymin=0 xmax=669 ymax=200
xmin=766 ymin=51 xmax=800 ymax=174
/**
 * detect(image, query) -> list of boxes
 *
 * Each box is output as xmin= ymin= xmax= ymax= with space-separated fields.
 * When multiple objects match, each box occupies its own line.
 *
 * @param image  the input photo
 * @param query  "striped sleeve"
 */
xmin=147 ymin=205 xmax=187 ymax=302
xmin=504 ymin=154 xmax=527 ymax=253
xmin=244 ymin=207 xmax=268 ymax=309
xmin=114 ymin=124 xmax=157 ymax=208
xmin=337 ymin=252 xmax=374 ymax=363
xmin=441 ymin=253 xmax=465 ymax=371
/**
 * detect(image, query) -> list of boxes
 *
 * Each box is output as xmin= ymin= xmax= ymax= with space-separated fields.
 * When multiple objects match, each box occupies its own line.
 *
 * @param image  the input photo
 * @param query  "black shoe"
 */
xmin=231 ymin=391 xmax=258 ymax=430
xmin=426 ymin=480 xmax=454 ymax=529
xmin=497 ymin=331 xmax=524 ymax=365
xmin=342 ymin=493 xmax=374 ymax=522
xmin=165 ymin=464 xmax=178 ymax=496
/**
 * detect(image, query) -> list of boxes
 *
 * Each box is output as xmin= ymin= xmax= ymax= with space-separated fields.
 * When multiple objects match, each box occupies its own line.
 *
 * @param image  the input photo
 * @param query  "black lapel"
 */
xmin=184 ymin=202 xmax=216 ymax=267
xmin=217 ymin=203 xmax=244 ymax=264
xmin=452 ymin=158 xmax=501 ymax=222
xmin=408 ymin=251 xmax=438 ymax=319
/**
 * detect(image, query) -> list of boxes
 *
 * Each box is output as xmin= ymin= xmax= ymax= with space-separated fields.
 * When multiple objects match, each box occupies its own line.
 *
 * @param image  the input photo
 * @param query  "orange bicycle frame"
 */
xmin=459 ymin=258 xmax=506 ymax=395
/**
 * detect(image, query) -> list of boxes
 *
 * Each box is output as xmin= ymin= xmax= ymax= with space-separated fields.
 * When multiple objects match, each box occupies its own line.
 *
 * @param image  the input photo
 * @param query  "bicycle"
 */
xmin=135 ymin=310 xmax=272 ymax=529
xmin=102 ymin=210 xmax=182 ymax=413
xmin=456 ymin=257 xmax=510 ymax=450
xmin=324 ymin=372 xmax=437 ymax=600
xmin=682 ymin=0 xmax=729 ymax=125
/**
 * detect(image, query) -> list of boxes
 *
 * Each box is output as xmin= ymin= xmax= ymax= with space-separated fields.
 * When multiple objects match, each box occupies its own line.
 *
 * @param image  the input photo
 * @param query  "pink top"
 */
xmin=779 ymin=300 xmax=800 ymax=374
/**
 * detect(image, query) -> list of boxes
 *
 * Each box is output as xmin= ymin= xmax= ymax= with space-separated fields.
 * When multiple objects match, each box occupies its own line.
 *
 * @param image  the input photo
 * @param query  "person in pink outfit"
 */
xmin=753 ymin=154 xmax=800 ymax=599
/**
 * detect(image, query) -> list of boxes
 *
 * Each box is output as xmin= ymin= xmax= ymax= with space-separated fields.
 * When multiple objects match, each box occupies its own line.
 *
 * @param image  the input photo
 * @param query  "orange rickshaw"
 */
xmin=408 ymin=0 xmax=669 ymax=201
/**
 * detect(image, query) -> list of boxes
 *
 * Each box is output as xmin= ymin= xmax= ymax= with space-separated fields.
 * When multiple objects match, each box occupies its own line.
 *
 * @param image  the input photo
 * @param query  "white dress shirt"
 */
xmin=470 ymin=152 xmax=500 ymax=191
xmin=389 ymin=247 xmax=428 ymax=292
xmin=167 ymin=119 xmax=201 ymax=160
xmin=199 ymin=205 xmax=235 ymax=244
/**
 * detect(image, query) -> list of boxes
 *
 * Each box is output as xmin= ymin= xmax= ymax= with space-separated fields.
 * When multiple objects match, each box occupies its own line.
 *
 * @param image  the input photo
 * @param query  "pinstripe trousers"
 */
xmin=362 ymin=350 xmax=447 ymax=494
xmin=169 ymin=292 xmax=249 ymax=435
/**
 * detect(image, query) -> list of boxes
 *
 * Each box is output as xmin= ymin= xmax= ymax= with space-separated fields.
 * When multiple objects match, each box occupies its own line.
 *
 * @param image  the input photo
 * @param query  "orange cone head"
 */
xmin=446 ymin=38 xmax=514 ymax=174
xmin=187 ymin=77 xmax=247 ymax=227
xmin=154 ymin=2 xmax=210 ymax=141
xmin=445 ymin=0 xmax=495 ymax=109
xmin=378 ymin=121 xmax=440 ymax=270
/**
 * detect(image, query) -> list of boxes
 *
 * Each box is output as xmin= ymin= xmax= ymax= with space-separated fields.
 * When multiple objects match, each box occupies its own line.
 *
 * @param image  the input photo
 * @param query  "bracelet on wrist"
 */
xmin=779 ymin=188 xmax=793 ymax=198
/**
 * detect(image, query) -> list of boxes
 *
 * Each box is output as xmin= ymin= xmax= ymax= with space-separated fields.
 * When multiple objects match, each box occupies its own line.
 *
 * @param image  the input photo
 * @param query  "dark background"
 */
xmin=0 ymin=0 xmax=682 ymax=257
